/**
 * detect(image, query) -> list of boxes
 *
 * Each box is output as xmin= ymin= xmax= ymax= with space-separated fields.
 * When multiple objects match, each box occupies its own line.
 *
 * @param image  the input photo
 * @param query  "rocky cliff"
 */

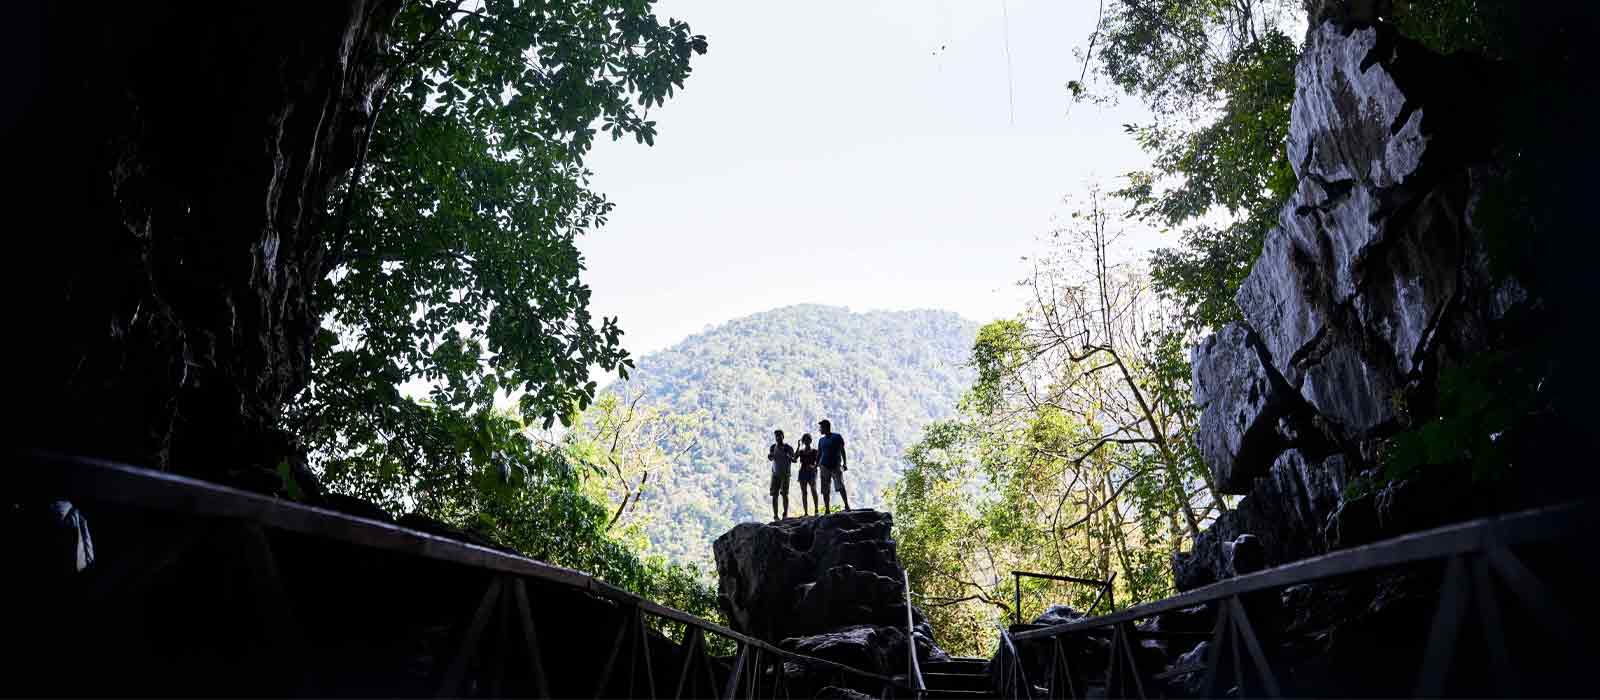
xmin=9 ymin=1 xmax=400 ymax=484
xmin=1178 ymin=18 xmax=1529 ymax=590
xmin=713 ymin=510 xmax=948 ymax=690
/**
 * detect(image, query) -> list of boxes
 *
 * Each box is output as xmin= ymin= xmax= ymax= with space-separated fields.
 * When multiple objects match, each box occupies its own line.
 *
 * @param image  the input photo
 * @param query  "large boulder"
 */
xmin=1174 ymin=451 xmax=1351 ymax=591
xmin=1192 ymin=324 xmax=1299 ymax=493
xmin=779 ymin=624 xmax=947 ymax=679
xmin=713 ymin=509 xmax=948 ymax=682
xmin=714 ymin=510 xmax=914 ymax=641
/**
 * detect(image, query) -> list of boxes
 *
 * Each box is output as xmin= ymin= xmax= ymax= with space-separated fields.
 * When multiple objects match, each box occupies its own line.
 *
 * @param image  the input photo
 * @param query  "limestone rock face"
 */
xmin=13 ymin=1 xmax=401 ymax=480
xmin=713 ymin=510 xmax=947 ymax=678
xmin=1179 ymin=19 xmax=1519 ymax=586
xmin=1192 ymin=325 xmax=1297 ymax=493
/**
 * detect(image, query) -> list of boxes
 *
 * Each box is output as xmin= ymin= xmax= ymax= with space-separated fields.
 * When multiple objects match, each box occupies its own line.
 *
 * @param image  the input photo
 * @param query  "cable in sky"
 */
xmin=999 ymin=0 xmax=1015 ymax=127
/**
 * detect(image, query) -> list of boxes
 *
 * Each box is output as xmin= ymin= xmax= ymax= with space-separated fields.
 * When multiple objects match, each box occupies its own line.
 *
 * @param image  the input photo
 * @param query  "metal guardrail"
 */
xmin=994 ymin=500 xmax=1593 ymax=698
xmin=903 ymin=569 xmax=927 ymax=697
xmin=14 ymin=451 xmax=920 ymax=698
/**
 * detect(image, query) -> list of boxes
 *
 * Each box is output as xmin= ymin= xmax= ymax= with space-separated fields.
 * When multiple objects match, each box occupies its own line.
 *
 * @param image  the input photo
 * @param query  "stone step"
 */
xmin=922 ymin=689 xmax=994 ymax=700
xmin=922 ymin=658 xmax=989 ymax=675
xmin=921 ymin=671 xmax=992 ymax=692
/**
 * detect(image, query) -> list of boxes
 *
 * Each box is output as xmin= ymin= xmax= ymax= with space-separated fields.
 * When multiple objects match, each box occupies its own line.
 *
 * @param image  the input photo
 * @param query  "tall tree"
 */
xmin=564 ymin=391 xmax=704 ymax=537
xmin=290 ymin=0 xmax=706 ymax=499
xmin=895 ymin=192 xmax=1214 ymax=656
xmin=1074 ymin=0 xmax=1302 ymax=333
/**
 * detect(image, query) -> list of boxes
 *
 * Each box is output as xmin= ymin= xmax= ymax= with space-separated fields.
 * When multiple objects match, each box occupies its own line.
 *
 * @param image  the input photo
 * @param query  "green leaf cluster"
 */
xmin=291 ymin=0 xmax=706 ymax=506
xmin=276 ymin=0 xmax=716 ymax=624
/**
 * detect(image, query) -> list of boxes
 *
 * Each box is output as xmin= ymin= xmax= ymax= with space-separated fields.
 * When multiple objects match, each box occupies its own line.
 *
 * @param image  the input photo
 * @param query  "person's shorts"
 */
xmin=798 ymin=466 xmax=817 ymax=484
xmin=770 ymin=469 xmax=790 ymax=497
xmin=820 ymin=465 xmax=846 ymax=494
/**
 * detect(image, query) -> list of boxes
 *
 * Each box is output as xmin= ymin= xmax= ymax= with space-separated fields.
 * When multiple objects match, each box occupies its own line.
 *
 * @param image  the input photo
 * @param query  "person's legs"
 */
xmin=807 ymin=481 xmax=820 ymax=516
xmin=798 ymin=476 xmax=811 ymax=516
xmin=819 ymin=468 xmax=834 ymax=513
xmin=770 ymin=472 xmax=781 ymax=522
xmin=835 ymin=471 xmax=851 ymax=511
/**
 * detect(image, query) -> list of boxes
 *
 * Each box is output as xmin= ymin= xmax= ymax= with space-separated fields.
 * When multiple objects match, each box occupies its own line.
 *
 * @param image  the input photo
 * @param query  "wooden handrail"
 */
xmin=1010 ymin=500 xmax=1592 ymax=642
xmin=15 ymin=450 xmax=908 ymax=689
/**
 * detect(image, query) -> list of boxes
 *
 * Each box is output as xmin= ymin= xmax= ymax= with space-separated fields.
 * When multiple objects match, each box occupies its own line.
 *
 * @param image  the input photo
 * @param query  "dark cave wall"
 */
xmin=9 ymin=1 xmax=401 ymax=481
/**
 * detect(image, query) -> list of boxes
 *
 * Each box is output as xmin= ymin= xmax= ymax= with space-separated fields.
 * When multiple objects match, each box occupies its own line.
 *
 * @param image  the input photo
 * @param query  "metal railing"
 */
xmin=1011 ymin=570 xmax=1116 ymax=626
xmin=13 ymin=451 xmax=922 ymax=698
xmin=903 ymin=569 xmax=927 ymax=697
xmin=992 ymin=500 xmax=1593 ymax=698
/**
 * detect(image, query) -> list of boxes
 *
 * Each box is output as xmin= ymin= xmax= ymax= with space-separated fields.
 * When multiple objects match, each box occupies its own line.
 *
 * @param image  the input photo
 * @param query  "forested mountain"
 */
xmin=610 ymin=305 xmax=978 ymax=569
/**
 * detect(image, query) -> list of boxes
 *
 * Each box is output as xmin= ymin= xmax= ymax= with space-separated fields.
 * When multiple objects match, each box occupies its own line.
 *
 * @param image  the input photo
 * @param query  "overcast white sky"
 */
xmin=580 ymin=0 xmax=1164 ymax=357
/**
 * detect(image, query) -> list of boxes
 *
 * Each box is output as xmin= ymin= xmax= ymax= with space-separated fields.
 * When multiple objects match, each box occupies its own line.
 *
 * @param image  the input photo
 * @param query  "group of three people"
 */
xmin=766 ymin=419 xmax=850 ymax=521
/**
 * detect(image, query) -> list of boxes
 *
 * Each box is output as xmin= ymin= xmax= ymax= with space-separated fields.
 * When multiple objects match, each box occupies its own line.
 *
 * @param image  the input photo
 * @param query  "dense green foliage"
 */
xmin=280 ymin=0 xmax=716 ymax=619
xmin=605 ymin=305 xmax=978 ymax=569
xmin=291 ymin=0 xmax=704 ymax=502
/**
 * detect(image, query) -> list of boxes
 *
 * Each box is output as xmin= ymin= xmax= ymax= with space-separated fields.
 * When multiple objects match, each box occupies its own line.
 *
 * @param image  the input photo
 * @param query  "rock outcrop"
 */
xmin=1179 ymin=19 xmax=1520 ymax=588
xmin=11 ymin=1 xmax=401 ymax=482
xmin=713 ymin=510 xmax=948 ymax=687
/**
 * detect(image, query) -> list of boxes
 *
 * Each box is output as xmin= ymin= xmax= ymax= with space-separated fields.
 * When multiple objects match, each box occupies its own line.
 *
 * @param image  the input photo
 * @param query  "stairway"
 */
xmin=916 ymin=657 xmax=994 ymax=699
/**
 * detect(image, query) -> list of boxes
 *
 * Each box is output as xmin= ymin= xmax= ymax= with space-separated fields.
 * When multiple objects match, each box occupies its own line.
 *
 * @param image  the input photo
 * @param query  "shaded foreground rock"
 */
xmin=13 ymin=1 xmax=402 ymax=481
xmin=714 ymin=510 xmax=947 ymax=688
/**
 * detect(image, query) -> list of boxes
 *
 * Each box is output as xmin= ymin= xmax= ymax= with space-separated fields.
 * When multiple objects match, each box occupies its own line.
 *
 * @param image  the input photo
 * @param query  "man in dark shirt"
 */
xmin=768 ymin=430 xmax=795 ymax=521
xmin=815 ymin=419 xmax=850 ymax=513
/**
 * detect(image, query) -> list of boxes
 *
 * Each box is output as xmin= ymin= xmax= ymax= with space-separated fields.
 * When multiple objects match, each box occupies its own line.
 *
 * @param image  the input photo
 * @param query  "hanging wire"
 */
xmin=1000 ymin=0 xmax=1015 ymax=126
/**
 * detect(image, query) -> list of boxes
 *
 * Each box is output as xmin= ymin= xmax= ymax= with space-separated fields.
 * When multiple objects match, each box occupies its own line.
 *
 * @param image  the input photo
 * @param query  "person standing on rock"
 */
xmin=815 ymin=419 xmax=850 ymax=513
xmin=768 ymin=430 xmax=796 ymax=521
xmin=795 ymin=433 xmax=821 ymax=516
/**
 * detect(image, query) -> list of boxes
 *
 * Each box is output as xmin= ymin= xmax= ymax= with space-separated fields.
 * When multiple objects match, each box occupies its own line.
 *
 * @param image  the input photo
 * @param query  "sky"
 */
xmin=580 ymin=0 xmax=1165 ymax=357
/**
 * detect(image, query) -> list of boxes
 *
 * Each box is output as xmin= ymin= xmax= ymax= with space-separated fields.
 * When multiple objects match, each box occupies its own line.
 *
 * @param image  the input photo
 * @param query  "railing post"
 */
xmin=437 ymin=577 xmax=505 ymax=697
xmin=593 ymin=607 xmax=631 ymax=698
xmin=635 ymin=607 xmax=657 ymax=699
xmin=722 ymin=643 xmax=747 ymax=700
xmin=903 ymin=569 xmax=925 ymax=696
xmin=1228 ymin=596 xmax=1281 ymax=697
xmin=1414 ymin=556 xmax=1470 ymax=697
xmin=510 ymin=579 xmax=551 ymax=698
xmin=1014 ymin=571 xmax=1022 ymax=627
xmin=1470 ymin=555 xmax=1513 ymax=696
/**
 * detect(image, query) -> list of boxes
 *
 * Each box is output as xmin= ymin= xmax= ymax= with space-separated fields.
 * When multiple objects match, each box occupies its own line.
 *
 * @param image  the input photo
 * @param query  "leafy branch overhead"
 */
xmin=286 ymin=1 xmax=712 ymax=619
xmin=291 ymin=0 xmax=706 ymax=502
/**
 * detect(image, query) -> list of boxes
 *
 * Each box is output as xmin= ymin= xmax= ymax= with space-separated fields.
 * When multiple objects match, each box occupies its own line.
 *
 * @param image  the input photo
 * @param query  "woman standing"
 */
xmin=795 ymin=433 xmax=821 ymax=517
